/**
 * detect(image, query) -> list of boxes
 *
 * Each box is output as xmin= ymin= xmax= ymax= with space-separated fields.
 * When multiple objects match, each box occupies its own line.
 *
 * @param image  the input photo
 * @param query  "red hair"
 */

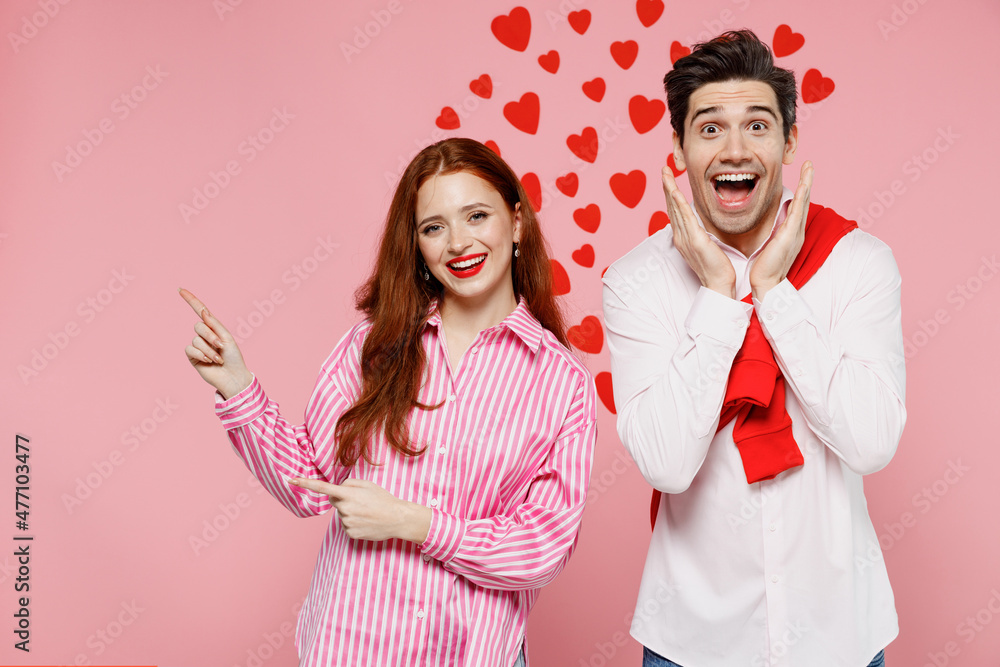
xmin=334 ymin=138 xmax=568 ymax=467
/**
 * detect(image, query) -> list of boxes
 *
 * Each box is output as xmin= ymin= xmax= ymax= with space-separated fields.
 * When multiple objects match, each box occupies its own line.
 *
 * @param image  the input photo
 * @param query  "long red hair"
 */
xmin=334 ymin=138 xmax=568 ymax=467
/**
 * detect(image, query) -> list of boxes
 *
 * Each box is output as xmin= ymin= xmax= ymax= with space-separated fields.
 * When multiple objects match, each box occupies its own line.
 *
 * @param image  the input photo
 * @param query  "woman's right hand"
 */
xmin=179 ymin=288 xmax=254 ymax=400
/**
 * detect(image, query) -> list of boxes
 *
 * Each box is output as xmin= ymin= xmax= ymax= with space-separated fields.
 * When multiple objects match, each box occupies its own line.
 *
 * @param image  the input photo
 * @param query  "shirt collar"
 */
xmin=694 ymin=186 xmax=794 ymax=259
xmin=423 ymin=298 xmax=543 ymax=354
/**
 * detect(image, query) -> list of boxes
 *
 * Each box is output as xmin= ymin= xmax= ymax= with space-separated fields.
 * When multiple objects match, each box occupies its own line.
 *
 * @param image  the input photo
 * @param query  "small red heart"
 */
xmin=596 ymin=372 xmax=616 ymax=414
xmin=551 ymin=259 xmax=571 ymax=295
xmin=667 ymin=153 xmax=685 ymax=178
xmin=573 ymin=204 xmax=601 ymax=233
xmin=538 ymin=50 xmax=560 ymax=73
xmin=568 ymin=10 xmax=591 ymax=34
xmin=556 ymin=172 xmax=579 ymax=197
xmin=802 ymin=68 xmax=835 ymax=103
xmin=567 ymin=127 xmax=598 ymax=163
xmin=600 ymin=266 xmax=608 ymax=278
xmin=491 ymin=7 xmax=531 ymax=52
xmin=636 ymin=0 xmax=664 ymax=27
xmin=568 ymin=315 xmax=604 ymax=354
xmin=582 ymin=77 xmax=606 ymax=102
xmin=504 ymin=92 xmax=540 ymax=134
xmin=772 ymin=24 xmax=804 ymax=57
xmin=629 ymin=95 xmax=665 ymax=134
xmin=435 ymin=107 xmax=460 ymax=130
xmin=469 ymin=74 xmax=493 ymax=99
xmin=648 ymin=211 xmax=670 ymax=235
xmin=611 ymin=40 xmax=639 ymax=69
xmin=669 ymin=40 xmax=690 ymax=65
xmin=485 ymin=140 xmax=501 ymax=156
xmin=571 ymin=244 xmax=595 ymax=268
xmin=521 ymin=172 xmax=542 ymax=211
xmin=610 ymin=170 xmax=646 ymax=208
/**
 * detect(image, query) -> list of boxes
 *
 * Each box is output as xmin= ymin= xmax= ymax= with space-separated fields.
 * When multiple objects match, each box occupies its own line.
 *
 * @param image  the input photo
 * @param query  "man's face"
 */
xmin=672 ymin=79 xmax=797 ymax=250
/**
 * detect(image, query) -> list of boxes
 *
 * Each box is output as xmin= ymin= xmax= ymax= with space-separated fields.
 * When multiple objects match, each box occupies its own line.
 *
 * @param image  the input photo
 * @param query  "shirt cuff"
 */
xmin=753 ymin=280 xmax=811 ymax=340
xmin=214 ymin=373 xmax=266 ymax=430
xmin=419 ymin=509 xmax=465 ymax=563
xmin=685 ymin=286 xmax=754 ymax=348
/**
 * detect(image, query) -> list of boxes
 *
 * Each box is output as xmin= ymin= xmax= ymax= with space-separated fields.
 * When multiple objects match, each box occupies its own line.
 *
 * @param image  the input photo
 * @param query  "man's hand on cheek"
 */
xmin=750 ymin=161 xmax=813 ymax=301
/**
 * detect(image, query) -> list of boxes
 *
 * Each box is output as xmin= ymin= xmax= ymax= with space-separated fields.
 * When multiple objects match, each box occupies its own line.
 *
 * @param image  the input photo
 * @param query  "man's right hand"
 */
xmin=661 ymin=166 xmax=736 ymax=299
xmin=179 ymin=288 xmax=254 ymax=400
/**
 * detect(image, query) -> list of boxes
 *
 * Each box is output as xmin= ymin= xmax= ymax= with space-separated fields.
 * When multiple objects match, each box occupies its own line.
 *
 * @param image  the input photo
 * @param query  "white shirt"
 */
xmin=602 ymin=188 xmax=906 ymax=667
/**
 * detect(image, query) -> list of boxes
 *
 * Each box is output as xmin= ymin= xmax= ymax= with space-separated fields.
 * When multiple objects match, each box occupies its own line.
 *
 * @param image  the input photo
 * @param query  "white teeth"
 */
xmin=449 ymin=255 xmax=485 ymax=270
xmin=714 ymin=173 xmax=757 ymax=182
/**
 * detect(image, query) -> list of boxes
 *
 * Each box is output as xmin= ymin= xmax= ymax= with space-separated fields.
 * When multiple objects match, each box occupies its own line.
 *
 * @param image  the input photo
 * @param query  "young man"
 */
xmin=602 ymin=30 xmax=905 ymax=667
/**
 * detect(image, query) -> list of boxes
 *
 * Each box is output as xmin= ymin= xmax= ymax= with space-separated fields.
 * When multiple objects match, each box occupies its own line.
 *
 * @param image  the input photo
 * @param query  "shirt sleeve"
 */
xmin=418 ymin=370 xmax=597 ymax=591
xmin=753 ymin=232 xmax=906 ymax=474
xmin=602 ymin=267 xmax=753 ymax=493
xmin=214 ymin=326 xmax=363 ymax=517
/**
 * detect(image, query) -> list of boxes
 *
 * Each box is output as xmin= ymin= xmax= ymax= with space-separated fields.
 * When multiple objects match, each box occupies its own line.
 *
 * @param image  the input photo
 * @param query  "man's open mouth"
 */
xmin=713 ymin=173 xmax=759 ymax=205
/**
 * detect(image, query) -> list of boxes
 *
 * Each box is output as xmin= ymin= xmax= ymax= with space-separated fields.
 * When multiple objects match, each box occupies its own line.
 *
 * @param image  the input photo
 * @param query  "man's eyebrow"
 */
xmin=418 ymin=202 xmax=494 ymax=227
xmin=689 ymin=104 xmax=779 ymax=125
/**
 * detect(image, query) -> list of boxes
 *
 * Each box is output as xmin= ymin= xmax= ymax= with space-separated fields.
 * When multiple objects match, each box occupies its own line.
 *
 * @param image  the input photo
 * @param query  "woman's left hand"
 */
xmin=289 ymin=477 xmax=432 ymax=544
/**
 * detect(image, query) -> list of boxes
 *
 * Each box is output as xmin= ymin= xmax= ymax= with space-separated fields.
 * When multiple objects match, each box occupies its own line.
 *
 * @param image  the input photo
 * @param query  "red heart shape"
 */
xmin=568 ymin=315 xmax=604 ymax=354
xmin=521 ymin=172 xmax=542 ymax=211
xmin=566 ymin=127 xmax=598 ymax=163
xmin=485 ymin=140 xmax=501 ymax=156
xmin=648 ymin=211 xmax=670 ymax=235
xmin=491 ymin=7 xmax=531 ymax=52
xmin=568 ymin=10 xmax=591 ymax=34
xmin=435 ymin=107 xmax=460 ymax=130
xmin=636 ymin=0 xmax=664 ymax=27
xmin=504 ymin=92 xmax=540 ymax=134
xmin=551 ymin=259 xmax=571 ymax=295
xmin=802 ymin=68 xmax=835 ymax=103
xmin=582 ymin=77 xmax=605 ymax=102
xmin=573 ymin=204 xmax=601 ymax=233
xmin=571 ymin=244 xmax=595 ymax=268
xmin=667 ymin=153 xmax=685 ymax=177
xmin=596 ymin=372 xmax=616 ymax=414
xmin=629 ymin=95 xmax=666 ymax=134
xmin=669 ymin=40 xmax=690 ymax=65
xmin=556 ymin=172 xmax=579 ymax=197
xmin=469 ymin=74 xmax=493 ymax=99
xmin=600 ymin=266 xmax=608 ymax=278
xmin=610 ymin=170 xmax=646 ymax=208
xmin=538 ymin=49 xmax=560 ymax=73
xmin=611 ymin=40 xmax=639 ymax=69
xmin=772 ymin=24 xmax=804 ymax=57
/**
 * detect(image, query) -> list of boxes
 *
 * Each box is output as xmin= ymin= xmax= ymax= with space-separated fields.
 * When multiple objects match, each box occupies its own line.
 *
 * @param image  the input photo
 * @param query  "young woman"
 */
xmin=180 ymin=138 xmax=596 ymax=667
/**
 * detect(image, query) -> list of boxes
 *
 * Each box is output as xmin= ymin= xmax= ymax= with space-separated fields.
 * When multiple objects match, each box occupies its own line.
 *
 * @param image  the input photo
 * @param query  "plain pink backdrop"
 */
xmin=1 ymin=1 xmax=998 ymax=665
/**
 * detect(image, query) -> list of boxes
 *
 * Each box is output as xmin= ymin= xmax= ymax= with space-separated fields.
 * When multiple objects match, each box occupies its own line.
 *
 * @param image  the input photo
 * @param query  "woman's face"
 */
xmin=415 ymin=170 xmax=522 ymax=314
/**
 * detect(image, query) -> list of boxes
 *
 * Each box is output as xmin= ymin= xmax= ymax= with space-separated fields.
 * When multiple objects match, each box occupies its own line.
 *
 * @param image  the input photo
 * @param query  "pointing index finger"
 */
xmin=289 ymin=478 xmax=344 ymax=498
xmin=179 ymin=288 xmax=210 ymax=319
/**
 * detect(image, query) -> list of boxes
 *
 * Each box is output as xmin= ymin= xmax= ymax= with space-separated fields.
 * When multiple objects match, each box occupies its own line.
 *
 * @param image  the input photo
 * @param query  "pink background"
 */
xmin=1 ymin=1 xmax=998 ymax=665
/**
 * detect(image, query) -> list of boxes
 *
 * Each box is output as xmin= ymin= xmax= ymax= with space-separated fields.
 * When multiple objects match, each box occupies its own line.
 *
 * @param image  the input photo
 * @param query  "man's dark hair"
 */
xmin=664 ymin=30 xmax=797 ymax=146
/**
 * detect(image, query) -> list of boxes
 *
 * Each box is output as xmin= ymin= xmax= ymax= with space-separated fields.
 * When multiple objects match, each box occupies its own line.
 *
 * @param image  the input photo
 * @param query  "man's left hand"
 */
xmin=750 ymin=161 xmax=814 ymax=300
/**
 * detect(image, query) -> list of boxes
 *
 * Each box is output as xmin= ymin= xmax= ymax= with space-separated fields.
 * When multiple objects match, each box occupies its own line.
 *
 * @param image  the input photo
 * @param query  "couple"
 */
xmin=181 ymin=31 xmax=904 ymax=667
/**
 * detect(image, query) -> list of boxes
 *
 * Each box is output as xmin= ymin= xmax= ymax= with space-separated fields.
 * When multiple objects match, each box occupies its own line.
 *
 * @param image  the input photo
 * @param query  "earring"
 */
xmin=422 ymin=263 xmax=430 ymax=281
xmin=514 ymin=243 xmax=520 ymax=258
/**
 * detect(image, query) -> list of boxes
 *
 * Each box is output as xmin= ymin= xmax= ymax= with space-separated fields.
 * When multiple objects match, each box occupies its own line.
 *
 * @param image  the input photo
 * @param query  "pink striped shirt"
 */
xmin=214 ymin=299 xmax=597 ymax=666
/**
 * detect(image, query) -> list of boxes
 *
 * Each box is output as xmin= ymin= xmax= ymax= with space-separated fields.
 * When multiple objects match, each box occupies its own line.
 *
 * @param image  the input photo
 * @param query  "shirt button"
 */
xmin=448 ymin=395 xmax=456 ymax=402
xmin=771 ymin=575 xmax=779 ymax=583
xmin=769 ymin=523 xmax=776 ymax=532
xmin=794 ymin=367 xmax=803 ymax=376
xmin=737 ymin=319 xmax=748 ymax=328
xmin=416 ymin=609 xmax=425 ymax=619
xmin=422 ymin=555 xmax=431 ymax=563
xmin=471 ymin=347 xmax=478 ymax=354
xmin=765 ymin=312 xmax=776 ymax=322
xmin=437 ymin=446 xmax=447 ymax=454
xmin=429 ymin=498 xmax=439 ymax=508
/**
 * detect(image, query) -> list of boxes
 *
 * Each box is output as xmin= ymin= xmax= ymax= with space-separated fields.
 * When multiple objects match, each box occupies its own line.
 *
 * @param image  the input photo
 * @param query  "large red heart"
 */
xmin=491 ymin=7 xmax=531 ymax=52
xmin=596 ymin=372 xmax=616 ymax=414
xmin=582 ymin=77 xmax=605 ymax=102
xmin=551 ymin=259 xmax=571 ymax=295
xmin=567 ymin=127 xmax=598 ymax=163
xmin=648 ymin=211 xmax=670 ymax=235
xmin=669 ymin=40 xmax=690 ymax=65
xmin=667 ymin=153 xmax=685 ymax=177
xmin=485 ymin=140 xmax=501 ymax=156
xmin=573 ymin=204 xmax=601 ymax=233
xmin=504 ymin=92 xmax=540 ymax=134
xmin=521 ymin=172 xmax=542 ymax=211
xmin=772 ymin=24 xmax=804 ymax=57
xmin=435 ymin=107 xmax=459 ymax=130
xmin=556 ymin=172 xmax=579 ymax=197
xmin=538 ymin=50 xmax=560 ymax=73
xmin=610 ymin=170 xmax=646 ymax=208
xmin=629 ymin=95 xmax=665 ymax=134
xmin=568 ymin=315 xmax=604 ymax=354
xmin=469 ymin=74 xmax=492 ymax=99
xmin=572 ymin=243 xmax=594 ymax=267
xmin=568 ymin=10 xmax=591 ymax=34
xmin=802 ymin=68 xmax=835 ymax=103
xmin=611 ymin=40 xmax=639 ymax=69
xmin=636 ymin=0 xmax=664 ymax=27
